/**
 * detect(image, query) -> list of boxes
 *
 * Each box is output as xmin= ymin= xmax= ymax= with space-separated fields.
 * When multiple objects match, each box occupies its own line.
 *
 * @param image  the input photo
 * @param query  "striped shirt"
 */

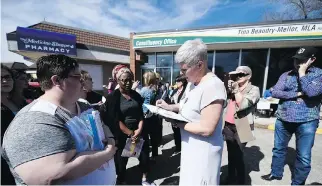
xmin=271 ymin=67 xmax=322 ymax=122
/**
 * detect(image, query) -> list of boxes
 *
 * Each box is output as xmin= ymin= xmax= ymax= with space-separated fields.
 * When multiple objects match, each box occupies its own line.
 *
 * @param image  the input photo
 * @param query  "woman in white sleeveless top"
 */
xmin=156 ymin=39 xmax=227 ymax=185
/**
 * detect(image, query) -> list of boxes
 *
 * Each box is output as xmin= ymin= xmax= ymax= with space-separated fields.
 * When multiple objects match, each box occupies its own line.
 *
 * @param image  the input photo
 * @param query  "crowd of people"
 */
xmin=1 ymin=39 xmax=321 ymax=185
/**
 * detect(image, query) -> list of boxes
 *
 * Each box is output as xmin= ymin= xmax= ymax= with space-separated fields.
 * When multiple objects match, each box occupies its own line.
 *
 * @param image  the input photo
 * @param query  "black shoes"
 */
xmin=261 ymin=173 xmax=282 ymax=181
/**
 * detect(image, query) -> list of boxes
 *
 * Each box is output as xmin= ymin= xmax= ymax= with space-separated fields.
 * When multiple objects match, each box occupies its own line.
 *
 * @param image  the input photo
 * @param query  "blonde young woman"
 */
xmin=140 ymin=72 xmax=159 ymax=160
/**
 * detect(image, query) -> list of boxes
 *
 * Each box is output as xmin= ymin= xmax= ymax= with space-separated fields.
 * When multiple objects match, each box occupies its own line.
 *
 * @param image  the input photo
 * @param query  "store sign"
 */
xmin=133 ymin=22 xmax=322 ymax=48
xmin=16 ymin=27 xmax=77 ymax=55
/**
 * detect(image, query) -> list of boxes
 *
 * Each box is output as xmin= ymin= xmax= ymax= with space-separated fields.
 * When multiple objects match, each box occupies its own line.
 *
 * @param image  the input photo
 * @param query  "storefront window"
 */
xmin=208 ymin=52 xmax=214 ymax=71
xmin=146 ymin=53 xmax=156 ymax=66
xmin=266 ymin=48 xmax=297 ymax=89
xmin=214 ymin=50 xmax=240 ymax=81
xmin=156 ymin=68 xmax=171 ymax=84
xmin=172 ymin=68 xmax=181 ymax=85
xmin=157 ymin=53 xmax=173 ymax=67
xmin=241 ymin=49 xmax=268 ymax=94
xmin=314 ymin=47 xmax=322 ymax=69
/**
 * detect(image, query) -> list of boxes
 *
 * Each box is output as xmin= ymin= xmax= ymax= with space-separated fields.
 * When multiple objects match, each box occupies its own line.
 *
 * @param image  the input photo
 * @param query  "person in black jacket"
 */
xmin=1 ymin=64 xmax=17 ymax=185
xmin=100 ymin=66 xmax=154 ymax=186
xmin=169 ymin=75 xmax=188 ymax=154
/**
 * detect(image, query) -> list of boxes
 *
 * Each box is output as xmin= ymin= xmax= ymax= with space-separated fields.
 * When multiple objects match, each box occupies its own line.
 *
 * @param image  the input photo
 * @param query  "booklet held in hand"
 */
xmin=143 ymin=104 xmax=189 ymax=122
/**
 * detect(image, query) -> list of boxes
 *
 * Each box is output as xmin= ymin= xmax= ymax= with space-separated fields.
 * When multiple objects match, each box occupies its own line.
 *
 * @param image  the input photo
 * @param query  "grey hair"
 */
xmin=175 ymin=39 xmax=208 ymax=67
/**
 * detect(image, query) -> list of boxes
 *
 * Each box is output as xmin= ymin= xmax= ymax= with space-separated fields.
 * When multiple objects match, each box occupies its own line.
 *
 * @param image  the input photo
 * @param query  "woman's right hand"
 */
xmin=156 ymin=99 xmax=171 ymax=111
xmin=103 ymin=141 xmax=117 ymax=157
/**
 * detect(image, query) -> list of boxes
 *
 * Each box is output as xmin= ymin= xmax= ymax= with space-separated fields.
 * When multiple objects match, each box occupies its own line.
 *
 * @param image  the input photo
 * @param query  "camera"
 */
xmin=228 ymin=73 xmax=239 ymax=82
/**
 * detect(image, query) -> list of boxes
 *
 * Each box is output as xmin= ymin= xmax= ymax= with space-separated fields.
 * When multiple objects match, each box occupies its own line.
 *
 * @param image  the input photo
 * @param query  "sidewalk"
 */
xmin=254 ymin=117 xmax=322 ymax=134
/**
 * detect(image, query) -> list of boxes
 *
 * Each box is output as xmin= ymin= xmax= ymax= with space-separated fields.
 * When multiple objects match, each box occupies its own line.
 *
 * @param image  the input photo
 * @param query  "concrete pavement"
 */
xmin=125 ymin=121 xmax=322 ymax=185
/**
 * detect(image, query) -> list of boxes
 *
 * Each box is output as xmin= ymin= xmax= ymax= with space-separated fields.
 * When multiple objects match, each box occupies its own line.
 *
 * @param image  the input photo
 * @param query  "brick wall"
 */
xmin=31 ymin=22 xmax=130 ymax=51
xmin=130 ymin=33 xmax=137 ymax=79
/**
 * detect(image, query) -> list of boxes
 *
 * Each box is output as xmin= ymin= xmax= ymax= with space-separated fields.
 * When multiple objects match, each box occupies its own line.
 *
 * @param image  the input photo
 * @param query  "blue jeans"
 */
xmin=271 ymin=119 xmax=318 ymax=185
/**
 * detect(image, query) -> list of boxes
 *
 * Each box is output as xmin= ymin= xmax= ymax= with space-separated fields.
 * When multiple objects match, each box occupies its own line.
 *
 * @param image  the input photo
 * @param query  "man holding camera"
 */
xmin=262 ymin=47 xmax=322 ymax=185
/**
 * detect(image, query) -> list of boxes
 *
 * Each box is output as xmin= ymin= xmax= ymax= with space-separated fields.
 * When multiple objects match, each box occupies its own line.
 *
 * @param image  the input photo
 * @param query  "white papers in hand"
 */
xmin=143 ymin=104 xmax=189 ymax=122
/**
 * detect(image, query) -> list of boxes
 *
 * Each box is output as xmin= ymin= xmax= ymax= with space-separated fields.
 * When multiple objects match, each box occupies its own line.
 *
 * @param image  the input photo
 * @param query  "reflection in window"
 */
xmin=172 ymin=68 xmax=181 ymax=85
xmin=146 ymin=53 xmax=156 ymax=65
xmin=208 ymin=52 xmax=214 ymax=71
xmin=156 ymin=68 xmax=171 ymax=84
xmin=215 ymin=50 xmax=240 ymax=81
xmin=313 ymin=47 xmax=322 ymax=69
xmin=267 ymin=48 xmax=297 ymax=89
xmin=241 ymin=49 xmax=268 ymax=94
xmin=157 ymin=53 xmax=173 ymax=67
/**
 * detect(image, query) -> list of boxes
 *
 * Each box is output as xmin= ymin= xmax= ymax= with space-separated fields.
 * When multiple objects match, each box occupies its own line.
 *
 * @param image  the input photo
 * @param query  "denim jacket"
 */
xmin=140 ymin=87 xmax=156 ymax=115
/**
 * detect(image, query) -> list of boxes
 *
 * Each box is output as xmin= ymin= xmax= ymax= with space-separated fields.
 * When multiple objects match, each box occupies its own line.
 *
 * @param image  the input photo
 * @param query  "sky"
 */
xmin=0 ymin=0 xmax=279 ymax=64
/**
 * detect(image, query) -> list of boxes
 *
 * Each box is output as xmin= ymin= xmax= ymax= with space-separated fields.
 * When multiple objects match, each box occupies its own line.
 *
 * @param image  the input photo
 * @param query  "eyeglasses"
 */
xmin=180 ymin=65 xmax=192 ymax=74
xmin=180 ymin=63 xmax=195 ymax=74
xmin=119 ymin=78 xmax=133 ymax=84
xmin=68 ymin=74 xmax=82 ymax=80
xmin=1 ymin=75 xmax=13 ymax=82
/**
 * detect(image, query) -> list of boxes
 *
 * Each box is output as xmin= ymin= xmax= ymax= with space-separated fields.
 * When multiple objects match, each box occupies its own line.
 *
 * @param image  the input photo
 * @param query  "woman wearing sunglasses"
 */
xmin=222 ymin=66 xmax=260 ymax=184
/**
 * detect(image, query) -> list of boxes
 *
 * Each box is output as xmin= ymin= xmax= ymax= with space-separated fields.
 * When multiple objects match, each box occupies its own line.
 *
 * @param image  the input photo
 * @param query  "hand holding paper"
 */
xmin=156 ymin=99 xmax=171 ymax=110
xmin=144 ymin=104 xmax=189 ymax=122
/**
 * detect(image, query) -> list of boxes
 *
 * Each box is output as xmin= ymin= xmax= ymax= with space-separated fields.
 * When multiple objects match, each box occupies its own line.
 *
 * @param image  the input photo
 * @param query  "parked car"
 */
xmin=25 ymin=82 xmax=44 ymax=103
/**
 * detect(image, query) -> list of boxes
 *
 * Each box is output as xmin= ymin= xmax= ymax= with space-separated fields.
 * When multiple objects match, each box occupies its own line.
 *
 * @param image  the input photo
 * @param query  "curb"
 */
xmin=254 ymin=123 xmax=322 ymax=134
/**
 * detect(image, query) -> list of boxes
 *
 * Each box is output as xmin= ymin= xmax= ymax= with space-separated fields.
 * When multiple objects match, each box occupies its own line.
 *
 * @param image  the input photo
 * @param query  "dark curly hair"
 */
xmin=36 ymin=54 xmax=79 ymax=90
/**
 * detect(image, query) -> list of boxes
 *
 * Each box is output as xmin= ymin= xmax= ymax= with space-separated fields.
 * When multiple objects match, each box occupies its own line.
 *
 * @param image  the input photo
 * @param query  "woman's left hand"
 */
xmin=131 ymin=129 xmax=141 ymax=141
xmin=132 ymin=80 xmax=140 ymax=90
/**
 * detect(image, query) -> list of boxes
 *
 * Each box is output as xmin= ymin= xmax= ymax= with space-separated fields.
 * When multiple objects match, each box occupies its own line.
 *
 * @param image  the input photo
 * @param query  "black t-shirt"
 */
xmin=1 ymin=104 xmax=15 ymax=141
xmin=86 ymin=91 xmax=104 ymax=104
xmin=119 ymin=93 xmax=143 ymax=131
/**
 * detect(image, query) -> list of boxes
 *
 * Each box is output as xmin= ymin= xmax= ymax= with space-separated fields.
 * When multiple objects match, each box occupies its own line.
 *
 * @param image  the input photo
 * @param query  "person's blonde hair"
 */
xmin=143 ymin=71 xmax=157 ymax=86
xmin=80 ymin=70 xmax=91 ymax=82
xmin=154 ymin=72 xmax=163 ymax=81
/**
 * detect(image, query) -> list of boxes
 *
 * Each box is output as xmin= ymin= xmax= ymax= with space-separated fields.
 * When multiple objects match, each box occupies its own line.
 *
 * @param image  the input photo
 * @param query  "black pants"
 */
xmin=115 ymin=133 xmax=150 ymax=182
xmin=171 ymin=124 xmax=181 ymax=151
xmin=145 ymin=116 xmax=159 ymax=157
xmin=157 ymin=116 xmax=163 ymax=145
xmin=1 ymin=158 xmax=15 ymax=185
xmin=224 ymin=122 xmax=247 ymax=184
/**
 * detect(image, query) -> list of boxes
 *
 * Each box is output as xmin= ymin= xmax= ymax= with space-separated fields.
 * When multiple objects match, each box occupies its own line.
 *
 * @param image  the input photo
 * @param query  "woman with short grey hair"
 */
xmin=157 ymin=39 xmax=227 ymax=185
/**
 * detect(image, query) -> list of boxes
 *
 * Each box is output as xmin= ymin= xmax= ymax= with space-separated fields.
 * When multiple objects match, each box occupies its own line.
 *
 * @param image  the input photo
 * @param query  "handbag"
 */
xmin=234 ymin=117 xmax=255 ymax=143
xmin=222 ymin=125 xmax=235 ymax=141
